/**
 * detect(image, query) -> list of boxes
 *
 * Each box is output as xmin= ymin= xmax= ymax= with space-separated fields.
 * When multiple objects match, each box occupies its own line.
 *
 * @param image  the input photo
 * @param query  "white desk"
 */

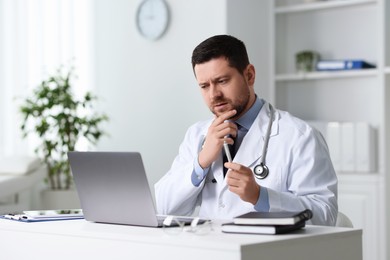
xmin=0 ymin=219 xmax=362 ymax=259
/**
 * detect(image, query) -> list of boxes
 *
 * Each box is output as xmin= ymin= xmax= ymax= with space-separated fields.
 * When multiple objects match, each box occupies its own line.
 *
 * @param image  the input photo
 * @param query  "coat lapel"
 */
xmin=233 ymin=102 xmax=279 ymax=168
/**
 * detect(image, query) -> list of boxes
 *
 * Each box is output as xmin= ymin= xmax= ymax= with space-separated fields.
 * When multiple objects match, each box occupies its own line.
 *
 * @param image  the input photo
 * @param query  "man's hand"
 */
xmin=225 ymin=162 xmax=260 ymax=205
xmin=198 ymin=110 xmax=237 ymax=169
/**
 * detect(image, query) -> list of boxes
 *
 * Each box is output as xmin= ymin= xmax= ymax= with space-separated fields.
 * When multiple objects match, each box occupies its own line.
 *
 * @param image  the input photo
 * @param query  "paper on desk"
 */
xmin=0 ymin=156 xmax=42 ymax=175
xmin=0 ymin=214 xmax=84 ymax=222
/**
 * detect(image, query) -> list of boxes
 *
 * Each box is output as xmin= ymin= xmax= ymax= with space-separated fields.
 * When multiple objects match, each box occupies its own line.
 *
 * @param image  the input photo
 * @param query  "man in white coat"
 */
xmin=155 ymin=35 xmax=337 ymax=226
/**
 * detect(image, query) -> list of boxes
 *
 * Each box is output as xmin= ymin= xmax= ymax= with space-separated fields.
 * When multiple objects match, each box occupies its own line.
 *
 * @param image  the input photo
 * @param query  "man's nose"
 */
xmin=209 ymin=85 xmax=222 ymax=99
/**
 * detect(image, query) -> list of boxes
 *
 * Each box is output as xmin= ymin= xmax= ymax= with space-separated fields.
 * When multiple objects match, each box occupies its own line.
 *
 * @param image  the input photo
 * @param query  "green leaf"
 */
xmin=18 ymin=66 xmax=109 ymax=190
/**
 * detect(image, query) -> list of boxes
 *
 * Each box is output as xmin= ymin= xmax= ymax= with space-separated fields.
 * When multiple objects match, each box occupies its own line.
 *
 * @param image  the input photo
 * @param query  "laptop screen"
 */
xmin=68 ymin=151 xmax=160 ymax=227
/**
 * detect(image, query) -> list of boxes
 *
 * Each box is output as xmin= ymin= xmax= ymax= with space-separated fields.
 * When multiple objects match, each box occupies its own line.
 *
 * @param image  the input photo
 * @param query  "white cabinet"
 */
xmin=338 ymin=174 xmax=381 ymax=260
xmin=269 ymin=1 xmax=389 ymax=259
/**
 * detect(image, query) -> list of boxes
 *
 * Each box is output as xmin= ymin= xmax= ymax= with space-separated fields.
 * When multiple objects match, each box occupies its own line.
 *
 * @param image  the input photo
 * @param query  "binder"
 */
xmin=316 ymin=60 xmax=375 ymax=71
xmin=327 ymin=122 xmax=341 ymax=172
xmin=341 ymin=122 xmax=355 ymax=172
xmin=355 ymin=122 xmax=376 ymax=172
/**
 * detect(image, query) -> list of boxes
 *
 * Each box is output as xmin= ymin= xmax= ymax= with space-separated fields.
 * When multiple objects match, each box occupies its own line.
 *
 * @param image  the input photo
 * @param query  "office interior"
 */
xmin=0 ymin=1 xmax=389 ymax=260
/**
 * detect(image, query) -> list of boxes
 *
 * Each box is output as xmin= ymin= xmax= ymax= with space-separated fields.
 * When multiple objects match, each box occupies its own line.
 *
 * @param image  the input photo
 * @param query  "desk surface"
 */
xmin=0 ymin=218 xmax=362 ymax=260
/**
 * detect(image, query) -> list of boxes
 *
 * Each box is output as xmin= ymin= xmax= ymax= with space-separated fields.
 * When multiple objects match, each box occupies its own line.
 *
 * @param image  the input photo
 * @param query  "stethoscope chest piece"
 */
xmin=254 ymin=163 xmax=269 ymax=179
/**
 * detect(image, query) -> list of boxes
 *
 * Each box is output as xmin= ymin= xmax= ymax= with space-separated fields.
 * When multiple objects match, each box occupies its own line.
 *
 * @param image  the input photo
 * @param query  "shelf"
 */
xmin=338 ymin=172 xmax=381 ymax=184
xmin=275 ymin=69 xmax=378 ymax=82
xmin=385 ymin=67 xmax=390 ymax=74
xmin=275 ymin=0 xmax=377 ymax=14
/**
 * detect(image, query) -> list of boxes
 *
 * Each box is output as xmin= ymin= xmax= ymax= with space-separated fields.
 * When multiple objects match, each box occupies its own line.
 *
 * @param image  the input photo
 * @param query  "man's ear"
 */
xmin=246 ymin=64 xmax=256 ymax=85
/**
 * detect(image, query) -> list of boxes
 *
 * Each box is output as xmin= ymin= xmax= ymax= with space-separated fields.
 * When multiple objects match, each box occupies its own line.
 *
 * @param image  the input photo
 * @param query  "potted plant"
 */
xmin=19 ymin=67 xmax=108 ymax=207
xmin=295 ymin=50 xmax=320 ymax=72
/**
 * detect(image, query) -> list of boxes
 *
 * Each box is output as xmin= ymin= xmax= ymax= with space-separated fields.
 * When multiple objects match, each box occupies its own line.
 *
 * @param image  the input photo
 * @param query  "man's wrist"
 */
xmin=191 ymin=156 xmax=210 ymax=187
xmin=254 ymin=186 xmax=270 ymax=212
xmin=198 ymin=150 xmax=211 ymax=169
xmin=250 ymin=185 xmax=261 ymax=205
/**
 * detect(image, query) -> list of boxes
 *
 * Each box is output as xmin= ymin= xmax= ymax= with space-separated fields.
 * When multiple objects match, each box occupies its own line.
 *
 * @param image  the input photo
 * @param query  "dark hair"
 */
xmin=191 ymin=35 xmax=250 ymax=74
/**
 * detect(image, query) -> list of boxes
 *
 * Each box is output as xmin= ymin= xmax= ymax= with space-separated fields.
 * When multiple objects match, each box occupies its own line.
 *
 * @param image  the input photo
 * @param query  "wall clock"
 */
xmin=136 ymin=0 xmax=170 ymax=40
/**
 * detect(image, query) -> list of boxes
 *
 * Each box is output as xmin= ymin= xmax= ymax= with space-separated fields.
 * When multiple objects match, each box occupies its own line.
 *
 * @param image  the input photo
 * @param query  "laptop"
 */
xmin=68 ymin=151 xmax=200 ymax=227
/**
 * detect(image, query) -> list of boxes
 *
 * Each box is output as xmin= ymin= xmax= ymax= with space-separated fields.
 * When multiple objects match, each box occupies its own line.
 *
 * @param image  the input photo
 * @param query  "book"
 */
xmin=327 ymin=122 xmax=342 ymax=172
xmin=233 ymin=209 xmax=312 ymax=226
xmin=222 ymin=220 xmax=306 ymax=235
xmin=316 ymin=60 xmax=375 ymax=71
xmin=355 ymin=122 xmax=376 ymax=172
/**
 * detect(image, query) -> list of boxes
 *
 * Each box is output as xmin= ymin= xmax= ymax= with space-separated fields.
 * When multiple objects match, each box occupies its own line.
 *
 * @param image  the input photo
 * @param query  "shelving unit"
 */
xmin=275 ymin=69 xmax=378 ymax=82
xmin=269 ymin=1 xmax=388 ymax=260
xmin=274 ymin=0 xmax=377 ymax=14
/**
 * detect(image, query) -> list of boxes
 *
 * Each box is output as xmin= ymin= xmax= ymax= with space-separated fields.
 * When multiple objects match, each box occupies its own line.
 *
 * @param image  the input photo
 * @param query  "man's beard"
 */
xmin=210 ymin=92 xmax=250 ymax=120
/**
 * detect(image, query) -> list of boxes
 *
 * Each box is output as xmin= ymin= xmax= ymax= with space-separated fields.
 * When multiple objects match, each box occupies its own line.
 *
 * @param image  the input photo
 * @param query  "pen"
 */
xmin=223 ymin=119 xmax=233 ymax=163
xmin=4 ymin=214 xmax=22 ymax=220
xmin=223 ymin=140 xmax=232 ymax=162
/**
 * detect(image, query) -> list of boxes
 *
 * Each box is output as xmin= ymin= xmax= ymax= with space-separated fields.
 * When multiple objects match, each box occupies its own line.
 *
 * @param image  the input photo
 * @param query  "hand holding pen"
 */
xmin=198 ymin=110 xmax=237 ymax=169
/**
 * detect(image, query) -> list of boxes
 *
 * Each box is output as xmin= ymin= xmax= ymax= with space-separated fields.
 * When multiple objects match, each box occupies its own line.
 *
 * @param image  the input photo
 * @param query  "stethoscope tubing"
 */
xmin=253 ymin=103 xmax=274 ymax=179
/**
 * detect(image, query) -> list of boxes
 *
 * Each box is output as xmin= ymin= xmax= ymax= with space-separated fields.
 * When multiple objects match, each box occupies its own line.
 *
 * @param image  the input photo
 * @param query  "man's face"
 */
xmin=194 ymin=57 xmax=255 ymax=120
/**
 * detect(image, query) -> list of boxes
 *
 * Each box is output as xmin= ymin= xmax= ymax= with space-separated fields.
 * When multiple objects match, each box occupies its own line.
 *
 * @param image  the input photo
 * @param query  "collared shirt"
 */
xmin=191 ymin=97 xmax=270 ymax=212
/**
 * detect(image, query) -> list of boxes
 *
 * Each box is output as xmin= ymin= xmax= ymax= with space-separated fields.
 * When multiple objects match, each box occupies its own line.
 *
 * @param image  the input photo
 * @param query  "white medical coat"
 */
xmin=155 ymin=101 xmax=338 ymax=226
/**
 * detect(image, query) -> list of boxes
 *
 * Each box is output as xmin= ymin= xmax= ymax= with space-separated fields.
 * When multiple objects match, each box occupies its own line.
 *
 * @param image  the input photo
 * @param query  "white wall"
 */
xmin=93 ymin=0 xmax=269 ymax=192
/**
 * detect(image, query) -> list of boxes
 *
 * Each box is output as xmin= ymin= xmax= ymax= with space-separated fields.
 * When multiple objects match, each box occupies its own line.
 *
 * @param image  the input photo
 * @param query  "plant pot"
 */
xmin=295 ymin=50 xmax=320 ymax=72
xmin=40 ymin=189 xmax=81 ymax=210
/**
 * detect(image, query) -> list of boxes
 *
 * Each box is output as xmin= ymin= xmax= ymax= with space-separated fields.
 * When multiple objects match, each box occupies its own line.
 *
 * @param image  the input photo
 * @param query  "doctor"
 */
xmin=155 ymin=35 xmax=338 ymax=226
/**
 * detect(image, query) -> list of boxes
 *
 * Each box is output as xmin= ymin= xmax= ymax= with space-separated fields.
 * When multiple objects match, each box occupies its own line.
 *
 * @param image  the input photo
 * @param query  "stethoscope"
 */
xmin=206 ymin=103 xmax=274 ymax=181
xmin=253 ymin=103 xmax=274 ymax=179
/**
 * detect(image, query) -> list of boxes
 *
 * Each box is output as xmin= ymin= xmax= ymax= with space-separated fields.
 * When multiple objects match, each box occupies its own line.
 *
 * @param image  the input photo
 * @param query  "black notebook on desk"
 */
xmin=233 ymin=209 xmax=312 ymax=225
xmin=222 ymin=219 xmax=306 ymax=235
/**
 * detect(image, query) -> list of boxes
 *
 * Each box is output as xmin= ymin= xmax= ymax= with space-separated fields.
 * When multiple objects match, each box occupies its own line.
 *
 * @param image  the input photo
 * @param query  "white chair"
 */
xmin=336 ymin=211 xmax=354 ymax=228
xmin=0 ymin=157 xmax=46 ymax=214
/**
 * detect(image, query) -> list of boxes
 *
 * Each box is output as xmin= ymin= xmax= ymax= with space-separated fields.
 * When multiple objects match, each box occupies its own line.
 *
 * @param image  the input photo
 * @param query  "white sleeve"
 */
xmin=268 ymin=127 xmax=338 ymax=226
xmin=154 ymin=124 xmax=206 ymax=216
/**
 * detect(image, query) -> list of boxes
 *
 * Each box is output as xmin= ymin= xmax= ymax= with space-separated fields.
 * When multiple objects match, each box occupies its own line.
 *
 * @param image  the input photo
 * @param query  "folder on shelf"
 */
xmin=327 ymin=122 xmax=342 ymax=172
xmin=341 ymin=122 xmax=355 ymax=172
xmin=355 ymin=122 xmax=376 ymax=172
xmin=316 ymin=60 xmax=375 ymax=71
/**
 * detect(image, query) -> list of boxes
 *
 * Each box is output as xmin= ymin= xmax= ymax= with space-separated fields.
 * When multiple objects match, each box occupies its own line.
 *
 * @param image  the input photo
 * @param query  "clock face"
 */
xmin=136 ymin=0 xmax=170 ymax=40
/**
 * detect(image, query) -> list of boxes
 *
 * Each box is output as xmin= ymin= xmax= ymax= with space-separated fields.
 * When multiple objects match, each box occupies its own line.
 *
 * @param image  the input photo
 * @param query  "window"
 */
xmin=0 ymin=0 xmax=94 ymax=156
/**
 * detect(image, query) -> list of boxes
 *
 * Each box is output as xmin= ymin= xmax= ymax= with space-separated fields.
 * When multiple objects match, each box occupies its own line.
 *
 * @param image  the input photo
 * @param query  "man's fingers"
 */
xmin=213 ymin=109 xmax=237 ymax=125
xmin=224 ymin=162 xmax=247 ymax=173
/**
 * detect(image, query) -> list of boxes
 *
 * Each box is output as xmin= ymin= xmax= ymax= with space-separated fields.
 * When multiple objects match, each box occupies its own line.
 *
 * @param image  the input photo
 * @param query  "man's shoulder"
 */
xmin=276 ymin=109 xmax=314 ymax=136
